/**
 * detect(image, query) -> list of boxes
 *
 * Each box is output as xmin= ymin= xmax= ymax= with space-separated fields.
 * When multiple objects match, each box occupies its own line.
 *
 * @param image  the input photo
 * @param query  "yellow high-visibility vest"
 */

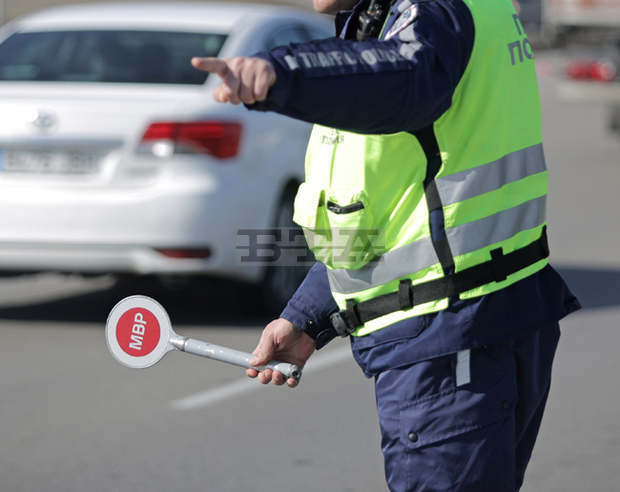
xmin=293 ymin=0 xmax=548 ymax=336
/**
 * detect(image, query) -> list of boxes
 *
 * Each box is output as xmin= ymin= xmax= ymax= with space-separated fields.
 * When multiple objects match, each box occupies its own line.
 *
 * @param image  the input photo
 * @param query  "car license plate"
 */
xmin=0 ymin=149 xmax=101 ymax=175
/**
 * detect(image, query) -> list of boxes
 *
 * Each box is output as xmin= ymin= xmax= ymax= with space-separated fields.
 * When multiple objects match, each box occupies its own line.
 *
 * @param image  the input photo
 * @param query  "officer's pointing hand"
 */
xmin=246 ymin=318 xmax=315 ymax=388
xmin=191 ymin=56 xmax=276 ymax=105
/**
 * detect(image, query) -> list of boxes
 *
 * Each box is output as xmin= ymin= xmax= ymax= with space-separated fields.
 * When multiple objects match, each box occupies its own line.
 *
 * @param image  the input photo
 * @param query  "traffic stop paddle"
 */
xmin=105 ymin=295 xmax=302 ymax=381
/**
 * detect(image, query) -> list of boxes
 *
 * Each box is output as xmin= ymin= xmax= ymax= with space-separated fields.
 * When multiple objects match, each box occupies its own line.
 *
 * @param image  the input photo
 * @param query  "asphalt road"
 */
xmin=1 ymin=51 xmax=619 ymax=492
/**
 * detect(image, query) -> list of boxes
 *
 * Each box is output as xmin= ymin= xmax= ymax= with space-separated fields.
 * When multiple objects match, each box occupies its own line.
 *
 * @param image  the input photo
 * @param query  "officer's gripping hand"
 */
xmin=191 ymin=56 xmax=276 ymax=105
xmin=246 ymin=318 xmax=316 ymax=388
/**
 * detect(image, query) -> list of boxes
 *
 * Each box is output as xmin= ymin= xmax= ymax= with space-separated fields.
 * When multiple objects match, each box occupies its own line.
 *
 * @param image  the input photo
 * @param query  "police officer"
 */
xmin=192 ymin=0 xmax=581 ymax=490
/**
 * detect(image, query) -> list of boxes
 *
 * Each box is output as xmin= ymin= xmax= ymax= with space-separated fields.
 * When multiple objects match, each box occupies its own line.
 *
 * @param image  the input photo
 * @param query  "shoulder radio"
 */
xmin=356 ymin=0 xmax=396 ymax=41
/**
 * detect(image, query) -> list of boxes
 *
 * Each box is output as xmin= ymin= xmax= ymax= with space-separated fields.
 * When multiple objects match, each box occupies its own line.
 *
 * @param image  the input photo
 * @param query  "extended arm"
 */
xmin=250 ymin=1 xmax=474 ymax=133
xmin=192 ymin=1 xmax=474 ymax=134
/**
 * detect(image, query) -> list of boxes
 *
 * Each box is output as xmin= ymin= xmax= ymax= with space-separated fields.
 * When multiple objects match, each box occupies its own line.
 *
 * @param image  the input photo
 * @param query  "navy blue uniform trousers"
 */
xmin=372 ymin=322 xmax=560 ymax=491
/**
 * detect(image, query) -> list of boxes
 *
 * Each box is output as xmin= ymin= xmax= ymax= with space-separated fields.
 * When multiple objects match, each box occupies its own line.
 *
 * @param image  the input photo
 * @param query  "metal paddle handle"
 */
xmin=171 ymin=336 xmax=302 ymax=381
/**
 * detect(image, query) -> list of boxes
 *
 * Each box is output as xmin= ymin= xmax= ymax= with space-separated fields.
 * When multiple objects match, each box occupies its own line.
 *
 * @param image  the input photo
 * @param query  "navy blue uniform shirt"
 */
xmin=250 ymin=0 xmax=581 ymax=377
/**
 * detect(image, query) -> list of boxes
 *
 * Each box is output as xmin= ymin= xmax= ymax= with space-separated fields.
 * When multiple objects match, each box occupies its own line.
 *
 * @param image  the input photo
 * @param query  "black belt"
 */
xmin=330 ymin=227 xmax=550 ymax=337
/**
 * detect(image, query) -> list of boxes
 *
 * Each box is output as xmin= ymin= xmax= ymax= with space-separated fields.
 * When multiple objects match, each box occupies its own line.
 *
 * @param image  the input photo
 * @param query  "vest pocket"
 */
xmin=293 ymin=183 xmax=378 ymax=270
xmin=292 ymin=182 xmax=323 ymax=230
xmin=292 ymin=182 xmax=332 ymax=265
xmin=325 ymin=190 xmax=378 ymax=270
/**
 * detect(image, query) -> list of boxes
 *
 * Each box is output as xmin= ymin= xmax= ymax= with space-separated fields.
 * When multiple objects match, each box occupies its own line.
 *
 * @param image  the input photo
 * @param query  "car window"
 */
xmin=264 ymin=25 xmax=310 ymax=50
xmin=0 ymin=30 xmax=227 ymax=84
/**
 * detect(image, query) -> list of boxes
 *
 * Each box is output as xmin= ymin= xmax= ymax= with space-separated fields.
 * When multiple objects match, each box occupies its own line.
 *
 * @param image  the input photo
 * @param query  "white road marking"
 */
xmin=170 ymin=345 xmax=352 ymax=411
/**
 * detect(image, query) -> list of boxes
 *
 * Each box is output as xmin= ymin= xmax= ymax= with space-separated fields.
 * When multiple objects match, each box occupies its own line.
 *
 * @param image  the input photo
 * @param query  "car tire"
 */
xmin=261 ymin=184 xmax=312 ymax=315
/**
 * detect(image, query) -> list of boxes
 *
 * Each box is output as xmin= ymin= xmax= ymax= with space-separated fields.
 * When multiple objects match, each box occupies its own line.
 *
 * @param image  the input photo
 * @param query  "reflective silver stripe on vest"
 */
xmin=327 ymin=235 xmax=437 ymax=295
xmin=327 ymin=195 xmax=546 ymax=295
xmin=436 ymin=144 xmax=546 ymax=206
xmin=447 ymin=195 xmax=546 ymax=257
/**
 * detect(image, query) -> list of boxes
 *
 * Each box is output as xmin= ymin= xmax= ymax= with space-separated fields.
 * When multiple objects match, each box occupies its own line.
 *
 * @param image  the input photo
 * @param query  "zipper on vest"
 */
xmin=328 ymin=129 xmax=340 ymax=187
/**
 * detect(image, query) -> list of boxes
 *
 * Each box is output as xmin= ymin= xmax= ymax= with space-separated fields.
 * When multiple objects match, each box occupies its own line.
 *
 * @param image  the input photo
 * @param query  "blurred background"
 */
xmin=0 ymin=1 xmax=618 ymax=491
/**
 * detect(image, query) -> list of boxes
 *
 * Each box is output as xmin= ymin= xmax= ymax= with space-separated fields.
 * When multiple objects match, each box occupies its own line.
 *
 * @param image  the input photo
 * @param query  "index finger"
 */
xmin=191 ymin=57 xmax=229 ymax=77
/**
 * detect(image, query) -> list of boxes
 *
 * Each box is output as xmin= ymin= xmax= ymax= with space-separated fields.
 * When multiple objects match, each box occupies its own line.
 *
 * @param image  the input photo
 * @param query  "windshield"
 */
xmin=0 ymin=30 xmax=227 ymax=84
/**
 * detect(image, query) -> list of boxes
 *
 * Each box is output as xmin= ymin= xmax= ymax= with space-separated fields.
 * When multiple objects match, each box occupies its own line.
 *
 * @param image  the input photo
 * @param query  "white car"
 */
xmin=0 ymin=3 xmax=331 ymax=307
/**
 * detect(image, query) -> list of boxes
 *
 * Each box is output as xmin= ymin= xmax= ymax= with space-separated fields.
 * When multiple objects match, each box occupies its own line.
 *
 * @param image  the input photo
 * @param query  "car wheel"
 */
xmin=261 ymin=185 xmax=312 ymax=315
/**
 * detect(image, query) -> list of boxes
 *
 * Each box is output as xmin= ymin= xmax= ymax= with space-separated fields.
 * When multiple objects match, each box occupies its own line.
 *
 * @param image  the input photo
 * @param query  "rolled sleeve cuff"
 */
xmin=281 ymin=300 xmax=315 ymax=333
xmin=279 ymin=263 xmax=339 ymax=349
xmin=281 ymin=302 xmax=338 ymax=350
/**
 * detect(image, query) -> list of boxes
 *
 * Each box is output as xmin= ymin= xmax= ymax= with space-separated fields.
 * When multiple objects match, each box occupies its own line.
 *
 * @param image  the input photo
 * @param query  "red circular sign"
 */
xmin=115 ymin=307 xmax=161 ymax=357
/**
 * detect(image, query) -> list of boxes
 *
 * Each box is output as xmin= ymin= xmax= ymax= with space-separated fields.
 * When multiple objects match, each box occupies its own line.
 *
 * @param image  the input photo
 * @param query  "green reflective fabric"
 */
xmin=293 ymin=0 xmax=548 ymax=336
